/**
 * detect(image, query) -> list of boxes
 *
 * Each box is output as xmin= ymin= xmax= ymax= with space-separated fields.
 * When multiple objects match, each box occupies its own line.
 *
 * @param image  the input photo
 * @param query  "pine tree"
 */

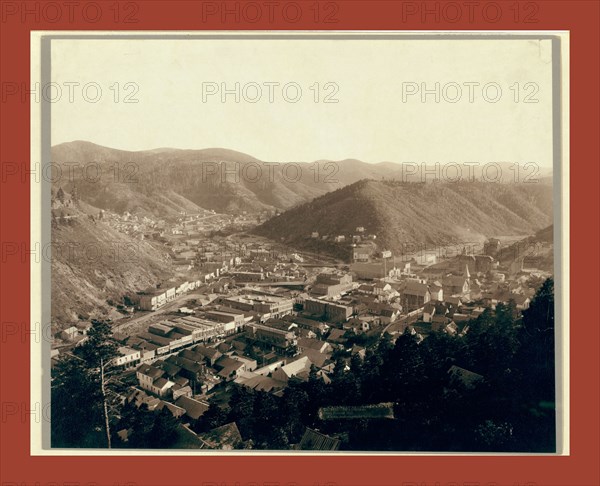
xmin=76 ymin=319 xmax=119 ymax=368
xmin=51 ymin=355 xmax=104 ymax=448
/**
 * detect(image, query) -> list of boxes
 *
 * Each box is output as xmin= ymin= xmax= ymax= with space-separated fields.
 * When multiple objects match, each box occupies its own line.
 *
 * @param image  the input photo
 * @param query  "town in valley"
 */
xmin=50 ymin=154 xmax=556 ymax=452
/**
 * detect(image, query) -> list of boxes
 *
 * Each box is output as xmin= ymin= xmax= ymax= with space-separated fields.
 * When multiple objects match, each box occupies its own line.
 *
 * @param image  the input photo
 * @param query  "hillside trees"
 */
xmin=51 ymin=320 xmax=120 ymax=448
xmin=265 ymin=279 xmax=556 ymax=452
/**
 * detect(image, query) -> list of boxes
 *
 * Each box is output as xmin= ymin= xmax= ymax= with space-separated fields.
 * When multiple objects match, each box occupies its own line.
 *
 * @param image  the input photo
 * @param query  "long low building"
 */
xmin=125 ymin=316 xmax=225 ymax=358
xmin=221 ymin=293 xmax=293 ymax=319
xmin=318 ymin=403 xmax=395 ymax=420
xmin=231 ymin=271 xmax=265 ymax=282
xmin=205 ymin=310 xmax=245 ymax=326
xmin=173 ymin=316 xmax=226 ymax=339
xmin=247 ymin=322 xmax=297 ymax=353
xmin=304 ymin=298 xmax=353 ymax=323
xmin=134 ymin=278 xmax=205 ymax=311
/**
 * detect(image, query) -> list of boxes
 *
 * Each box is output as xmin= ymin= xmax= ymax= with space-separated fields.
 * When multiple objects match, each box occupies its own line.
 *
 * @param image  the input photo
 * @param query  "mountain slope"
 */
xmin=51 ymin=191 xmax=174 ymax=328
xmin=254 ymin=179 xmax=553 ymax=257
xmin=51 ymin=141 xmax=553 ymax=219
xmin=496 ymin=224 xmax=554 ymax=272
xmin=51 ymin=142 xmax=362 ymax=217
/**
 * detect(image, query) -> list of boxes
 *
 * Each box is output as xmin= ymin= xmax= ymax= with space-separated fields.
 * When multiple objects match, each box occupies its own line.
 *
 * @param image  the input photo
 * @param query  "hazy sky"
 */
xmin=50 ymin=34 xmax=554 ymax=166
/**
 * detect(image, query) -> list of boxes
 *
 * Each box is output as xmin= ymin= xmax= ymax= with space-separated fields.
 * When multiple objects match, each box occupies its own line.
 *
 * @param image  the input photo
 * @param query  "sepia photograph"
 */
xmin=30 ymin=31 xmax=568 ymax=454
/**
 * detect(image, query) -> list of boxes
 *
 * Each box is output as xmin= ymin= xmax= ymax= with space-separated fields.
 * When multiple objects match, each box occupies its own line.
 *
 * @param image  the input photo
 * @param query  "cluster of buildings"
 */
xmin=170 ymin=210 xmax=260 ymax=238
xmin=169 ymin=237 xmax=241 ymax=273
xmin=113 ymin=315 xmax=230 ymax=366
xmin=132 ymin=277 xmax=223 ymax=311
xmin=117 ymin=287 xmax=296 ymax=368
xmin=100 ymin=211 xmax=168 ymax=241
xmin=164 ymin=228 xmax=308 ymax=284
xmin=85 ymin=232 xmax=548 ymax=449
xmin=230 ymin=260 xmax=306 ymax=283
xmin=311 ymin=227 xmax=378 ymax=246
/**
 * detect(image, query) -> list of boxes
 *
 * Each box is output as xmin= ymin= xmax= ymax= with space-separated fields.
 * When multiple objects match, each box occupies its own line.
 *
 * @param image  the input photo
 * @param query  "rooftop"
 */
xmin=297 ymin=427 xmax=341 ymax=451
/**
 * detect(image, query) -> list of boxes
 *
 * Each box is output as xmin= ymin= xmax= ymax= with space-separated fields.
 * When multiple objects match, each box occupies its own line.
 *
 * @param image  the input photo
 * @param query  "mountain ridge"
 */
xmin=51 ymin=141 xmax=554 ymax=218
xmin=254 ymin=179 xmax=553 ymax=260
